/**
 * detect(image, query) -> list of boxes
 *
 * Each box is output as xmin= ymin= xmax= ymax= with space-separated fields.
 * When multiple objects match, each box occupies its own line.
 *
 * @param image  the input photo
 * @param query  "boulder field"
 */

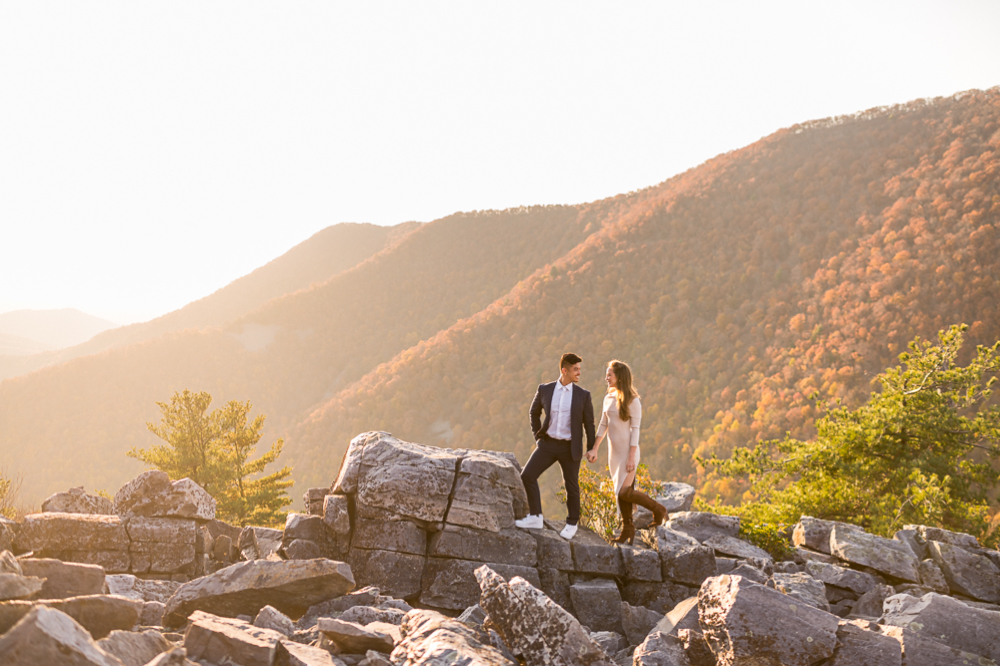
xmin=0 ymin=431 xmax=998 ymax=664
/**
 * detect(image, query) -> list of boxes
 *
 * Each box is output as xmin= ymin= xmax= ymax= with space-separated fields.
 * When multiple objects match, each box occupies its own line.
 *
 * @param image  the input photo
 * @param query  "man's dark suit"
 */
xmin=521 ymin=381 xmax=596 ymax=525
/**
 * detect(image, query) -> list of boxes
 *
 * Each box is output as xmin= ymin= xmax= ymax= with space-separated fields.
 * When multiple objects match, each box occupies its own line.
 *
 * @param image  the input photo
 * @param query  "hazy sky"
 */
xmin=2 ymin=2 xmax=999 ymax=325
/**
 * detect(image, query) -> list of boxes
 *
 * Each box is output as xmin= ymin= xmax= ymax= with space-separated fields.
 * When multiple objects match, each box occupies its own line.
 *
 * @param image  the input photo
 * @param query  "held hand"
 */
xmin=586 ymin=450 xmax=597 ymax=464
xmin=626 ymin=450 xmax=638 ymax=473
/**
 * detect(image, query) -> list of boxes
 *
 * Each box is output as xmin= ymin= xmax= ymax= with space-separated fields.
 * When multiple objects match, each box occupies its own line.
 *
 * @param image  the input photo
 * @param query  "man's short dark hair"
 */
xmin=561 ymin=353 xmax=582 ymax=369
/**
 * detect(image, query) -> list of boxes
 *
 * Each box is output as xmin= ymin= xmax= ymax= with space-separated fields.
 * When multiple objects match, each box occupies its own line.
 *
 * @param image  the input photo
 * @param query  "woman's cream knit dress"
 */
xmin=595 ymin=393 xmax=642 ymax=494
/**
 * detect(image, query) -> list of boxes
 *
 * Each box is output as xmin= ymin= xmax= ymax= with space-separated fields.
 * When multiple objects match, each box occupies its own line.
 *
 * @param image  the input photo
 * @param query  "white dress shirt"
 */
xmin=547 ymin=380 xmax=574 ymax=440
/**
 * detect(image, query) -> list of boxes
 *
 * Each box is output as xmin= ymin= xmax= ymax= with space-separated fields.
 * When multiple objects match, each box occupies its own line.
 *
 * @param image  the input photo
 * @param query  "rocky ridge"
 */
xmin=0 ymin=431 xmax=998 ymax=664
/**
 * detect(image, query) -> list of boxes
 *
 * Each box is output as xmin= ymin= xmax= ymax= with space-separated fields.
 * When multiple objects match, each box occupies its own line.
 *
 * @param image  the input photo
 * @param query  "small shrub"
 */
xmin=559 ymin=463 xmax=660 ymax=543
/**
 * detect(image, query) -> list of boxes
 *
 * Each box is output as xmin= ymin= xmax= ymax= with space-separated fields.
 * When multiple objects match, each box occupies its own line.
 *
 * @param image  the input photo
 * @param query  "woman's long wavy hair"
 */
xmin=608 ymin=360 xmax=639 ymax=422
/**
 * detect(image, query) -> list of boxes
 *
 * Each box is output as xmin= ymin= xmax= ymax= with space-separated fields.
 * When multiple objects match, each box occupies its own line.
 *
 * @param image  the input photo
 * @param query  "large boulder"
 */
xmin=904 ymin=524 xmax=980 ymax=551
xmin=829 ymin=525 xmax=920 ymax=582
xmin=880 ymin=592 xmax=1000 ymax=661
xmin=927 ymin=540 xmax=1000 ymax=602
xmin=621 ymin=544 xmax=662 ymax=582
xmin=654 ymin=527 xmax=717 ymax=586
xmin=880 ymin=624 xmax=996 ymax=665
xmin=0 ymin=594 xmax=143 ymax=639
xmin=632 ymin=631 xmax=691 ymax=666
xmin=827 ymin=619 xmax=901 ymax=666
xmin=447 ymin=450 xmax=529 ymax=532
xmin=113 ymin=472 xmax=215 ymax=521
xmin=569 ymin=579 xmax=623 ymax=633
xmin=105 ymin=575 xmax=181 ymax=604
xmin=19 ymin=558 xmax=106 ymax=599
xmin=183 ymin=610 xmax=285 ymax=666
xmin=164 ymin=558 xmax=355 ymax=626
xmin=238 ymin=526 xmax=283 ymax=561
xmin=772 ymin=572 xmax=830 ymax=611
xmin=475 ymin=565 xmax=614 ymax=666
xmin=125 ymin=516 xmax=198 ymax=574
xmin=352 ymin=518 xmax=428 ymax=555
xmin=420 ymin=558 xmax=539 ymax=611
xmin=698 ymin=574 xmax=840 ymax=666
xmin=635 ymin=482 xmax=696 ymax=529
xmin=0 ymin=553 xmax=44 ymax=601
xmin=0 ymin=605 xmax=125 ymax=666
xmin=97 ymin=630 xmax=173 ymax=666
xmin=390 ymin=608 xmax=515 ymax=665
xmin=333 ymin=432 xmax=460 ymax=524
xmin=664 ymin=512 xmax=739 ymax=543
xmin=347 ymin=549 xmax=425 ymax=600
xmin=428 ymin=525 xmax=537 ymax=567
xmin=792 ymin=516 xmax=860 ymax=554
xmin=42 ymin=486 xmax=114 ymax=515
xmin=804 ymin=560 xmax=878 ymax=595
xmin=14 ymin=513 xmax=129 ymax=571
xmin=702 ymin=535 xmax=771 ymax=561
xmin=318 ymin=618 xmax=396 ymax=653
xmin=620 ymin=601 xmax=664 ymax=647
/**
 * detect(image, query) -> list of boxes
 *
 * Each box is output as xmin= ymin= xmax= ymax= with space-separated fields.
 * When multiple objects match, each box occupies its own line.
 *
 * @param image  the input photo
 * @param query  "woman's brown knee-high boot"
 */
xmin=620 ymin=487 xmax=668 ymax=526
xmin=612 ymin=493 xmax=635 ymax=545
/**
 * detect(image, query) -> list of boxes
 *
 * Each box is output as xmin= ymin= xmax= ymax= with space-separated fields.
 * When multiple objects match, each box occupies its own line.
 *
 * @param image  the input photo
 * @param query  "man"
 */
xmin=515 ymin=352 xmax=595 ymax=540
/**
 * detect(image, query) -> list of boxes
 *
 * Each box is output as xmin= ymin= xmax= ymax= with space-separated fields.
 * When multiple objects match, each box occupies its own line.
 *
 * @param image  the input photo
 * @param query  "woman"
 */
xmin=587 ymin=359 xmax=667 ymax=544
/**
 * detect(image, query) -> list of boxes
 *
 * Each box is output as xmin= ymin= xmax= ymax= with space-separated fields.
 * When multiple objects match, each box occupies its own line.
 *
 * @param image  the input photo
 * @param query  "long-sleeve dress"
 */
xmin=595 ymin=393 xmax=642 ymax=494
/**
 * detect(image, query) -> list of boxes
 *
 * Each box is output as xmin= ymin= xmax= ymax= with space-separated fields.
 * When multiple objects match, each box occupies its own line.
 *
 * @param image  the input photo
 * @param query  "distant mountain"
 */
xmin=2 ymin=88 xmax=998 ymax=509
xmin=0 ymin=331 xmax=53 ymax=356
xmin=0 ymin=309 xmax=117 ymax=351
xmin=0 ymin=222 xmax=418 ymax=381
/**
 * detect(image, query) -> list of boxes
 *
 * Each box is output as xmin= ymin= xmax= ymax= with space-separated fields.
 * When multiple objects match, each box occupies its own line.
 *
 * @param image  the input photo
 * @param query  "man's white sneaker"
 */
xmin=515 ymin=514 xmax=544 ymax=529
xmin=559 ymin=523 xmax=578 ymax=540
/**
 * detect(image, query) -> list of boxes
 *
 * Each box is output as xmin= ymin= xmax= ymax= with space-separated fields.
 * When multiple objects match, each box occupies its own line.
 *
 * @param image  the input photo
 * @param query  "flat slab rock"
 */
xmin=699 ymin=574 xmax=840 ymax=666
xmin=19 ymin=558 xmax=106 ymax=599
xmin=475 ymin=565 xmax=614 ymax=666
xmin=829 ymin=524 xmax=920 ymax=582
xmin=42 ymin=486 xmax=114 ymax=515
xmin=164 ymin=558 xmax=355 ymax=626
xmin=0 ymin=593 xmax=143 ymax=639
xmin=0 ymin=605 xmax=124 ymax=666
xmin=804 ymin=560 xmax=878 ymax=595
xmin=664 ymin=512 xmax=740 ymax=543
xmin=927 ymin=540 xmax=1000 ymax=603
xmin=15 ymin=512 xmax=129 ymax=554
xmin=703 ymin=534 xmax=771 ymax=561
xmin=392 ymin=608 xmax=515 ymax=666
xmin=881 ymin=592 xmax=1000 ymax=662
xmin=318 ymin=618 xmax=396 ymax=653
xmin=97 ymin=629 xmax=173 ymax=666
xmin=793 ymin=516 xmax=861 ymax=554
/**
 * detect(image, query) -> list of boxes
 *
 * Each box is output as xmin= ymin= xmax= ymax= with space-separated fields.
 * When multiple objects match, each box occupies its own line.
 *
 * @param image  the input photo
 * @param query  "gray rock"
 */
xmin=881 ymin=592 xmax=1000 ymax=661
xmin=928 ymin=540 xmax=1000 ymax=602
xmin=339 ymin=605 xmax=406 ymax=627
xmin=164 ymin=558 xmax=355 ymax=626
xmin=904 ymin=524 xmax=980 ymax=551
xmin=184 ymin=610 xmax=284 ymax=666
xmin=428 ymin=525 xmax=537 ymax=567
xmin=714 ymin=557 xmax=736 ymax=574
xmin=105 ymin=575 xmax=181 ymax=604
xmin=0 ymin=605 xmax=124 ymax=666
xmin=702 ymin=534 xmax=771 ymax=561
xmin=448 ymin=449 xmax=529 ymax=532
xmin=849 ymin=583 xmax=894 ymax=619
xmin=632 ymin=631 xmax=690 ymax=666
xmin=390 ymin=608 xmax=515 ymax=665
xmin=254 ymin=604 xmax=297 ymax=636
xmin=829 ymin=525 xmax=920 ymax=582
xmin=654 ymin=527 xmax=717 ymax=586
xmin=568 ymin=524 xmax=624 ymax=576
xmin=827 ymin=619 xmax=901 ymax=666
xmin=917 ymin=558 xmax=949 ymax=594
xmin=140 ymin=601 xmax=165 ymax=626
xmin=456 ymin=604 xmax=486 ymax=625
xmin=97 ymin=630 xmax=172 ymax=666
xmin=303 ymin=488 xmax=328 ymax=516
xmin=792 ymin=516 xmax=860 ymax=554
xmin=144 ymin=647 xmax=199 ymax=666
xmin=0 ymin=594 xmax=143 ymax=639
xmin=635 ymin=483 xmax=696 ymax=529
xmin=42 ymin=486 xmax=114 ymax=515
xmin=0 ymin=517 xmax=15 ymax=553
xmin=212 ymin=534 xmax=233 ymax=562
xmin=285 ymin=514 xmax=327 ymax=543
xmin=420 ymin=558 xmax=539 ymax=611
xmin=19 ymin=558 xmax=106 ymax=599
xmin=239 ymin=526 xmax=284 ymax=561
xmin=0 ymin=572 xmax=45 ymax=601
xmin=537 ymin=567 xmax=574 ymax=613
xmin=880 ymin=624 xmax=997 ymax=666
xmin=569 ymin=578 xmax=623 ymax=633
xmin=333 ymin=432 xmax=459 ymax=524
xmin=676 ymin=628 xmax=715 ymax=666
xmin=352 ymin=518 xmax=427 ymax=555
xmin=893 ymin=528 xmax=927 ymax=560
xmin=805 ymin=560 xmax=878 ymax=595
xmin=699 ymin=574 xmax=840 ymax=666
xmin=526 ymin=525 xmax=574 ymax=571
xmin=280 ymin=640 xmax=347 ymax=666
xmin=652 ymin=596 xmax=699 ymax=637
xmin=319 ymin=618 xmax=396 ymax=653
xmin=621 ymin=545 xmax=662 ymax=582
xmin=125 ymin=516 xmax=197 ymax=574
xmin=622 ymin=581 xmax=692 ymax=615
xmin=323 ymin=496 xmax=351 ymax=536
xmin=15 ymin=513 xmax=129 ymax=562
xmin=792 ymin=546 xmax=841 ymax=565
xmin=285 ymin=539 xmax=324 ymax=560
xmin=475 ymin=565 xmax=614 ymax=665
xmin=664 ymin=512 xmax=739 ymax=543
xmin=772 ymin=572 xmax=830 ymax=611
xmin=589 ymin=630 xmax=626 ymax=654
xmin=620 ymin=602 xmax=663 ymax=647
xmin=347 ymin=549 xmax=425 ymax=600
xmin=727 ymin=562 xmax=769 ymax=585
xmin=113 ymin=472 xmax=215 ymax=520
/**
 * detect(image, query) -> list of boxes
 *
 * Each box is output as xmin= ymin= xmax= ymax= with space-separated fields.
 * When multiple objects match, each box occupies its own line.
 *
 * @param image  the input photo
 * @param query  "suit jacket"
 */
xmin=529 ymin=381 xmax=596 ymax=461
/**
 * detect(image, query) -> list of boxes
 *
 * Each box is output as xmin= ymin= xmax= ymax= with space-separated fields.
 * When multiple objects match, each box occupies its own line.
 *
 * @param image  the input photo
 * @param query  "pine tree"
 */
xmin=128 ymin=390 xmax=292 ymax=527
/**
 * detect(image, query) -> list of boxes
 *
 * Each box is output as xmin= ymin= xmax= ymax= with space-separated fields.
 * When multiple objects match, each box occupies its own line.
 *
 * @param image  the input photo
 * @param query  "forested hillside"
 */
xmin=0 ymin=222 xmax=417 ymax=380
xmin=288 ymin=88 xmax=1000 ymax=506
xmin=0 ymin=207 xmax=594 ymax=502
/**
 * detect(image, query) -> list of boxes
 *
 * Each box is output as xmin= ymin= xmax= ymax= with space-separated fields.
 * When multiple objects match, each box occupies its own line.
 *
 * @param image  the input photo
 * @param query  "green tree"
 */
xmin=128 ymin=390 xmax=292 ymax=527
xmin=703 ymin=324 xmax=1000 ymax=546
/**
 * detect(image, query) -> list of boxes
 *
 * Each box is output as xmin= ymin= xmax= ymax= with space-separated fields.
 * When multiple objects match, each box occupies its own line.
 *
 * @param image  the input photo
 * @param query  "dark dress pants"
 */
xmin=521 ymin=437 xmax=581 ymax=525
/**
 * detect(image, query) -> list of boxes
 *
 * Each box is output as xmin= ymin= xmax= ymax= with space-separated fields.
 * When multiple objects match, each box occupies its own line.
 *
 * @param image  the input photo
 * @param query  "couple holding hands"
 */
xmin=515 ymin=352 xmax=668 ymax=543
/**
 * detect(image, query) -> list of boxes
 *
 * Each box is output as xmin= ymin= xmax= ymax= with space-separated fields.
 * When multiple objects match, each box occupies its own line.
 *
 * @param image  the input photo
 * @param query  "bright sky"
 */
xmin=2 ymin=2 xmax=999 ymax=325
